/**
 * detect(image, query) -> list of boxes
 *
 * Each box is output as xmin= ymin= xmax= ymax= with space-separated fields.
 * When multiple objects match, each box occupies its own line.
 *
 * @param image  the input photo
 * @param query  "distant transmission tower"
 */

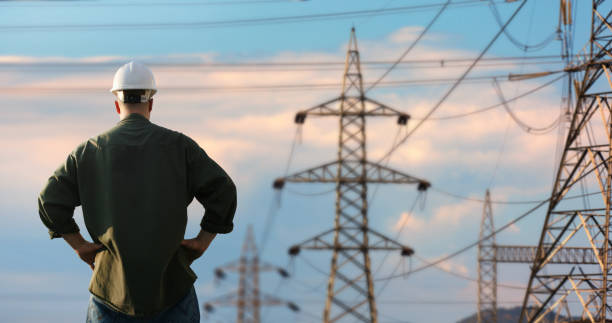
xmin=273 ymin=27 xmax=430 ymax=323
xmin=203 ymin=225 xmax=299 ymax=323
xmin=478 ymin=189 xmax=607 ymax=323
xmin=519 ymin=1 xmax=612 ymax=321
xmin=478 ymin=190 xmax=497 ymax=323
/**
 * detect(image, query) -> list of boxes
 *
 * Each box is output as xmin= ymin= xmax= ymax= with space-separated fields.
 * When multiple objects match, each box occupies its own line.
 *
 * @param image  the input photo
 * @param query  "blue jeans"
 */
xmin=86 ymin=286 xmax=200 ymax=323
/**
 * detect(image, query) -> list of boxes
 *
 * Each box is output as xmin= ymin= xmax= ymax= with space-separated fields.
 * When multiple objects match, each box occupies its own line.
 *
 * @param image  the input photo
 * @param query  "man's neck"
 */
xmin=120 ymin=111 xmax=150 ymax=121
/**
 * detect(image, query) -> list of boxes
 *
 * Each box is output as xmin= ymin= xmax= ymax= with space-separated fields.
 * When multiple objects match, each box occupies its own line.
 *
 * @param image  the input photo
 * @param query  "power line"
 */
xmin=258 ymin=125 xmax=302 ymax=255
xmin=413 ymin=254 xmax=525 ymax=290
xmin=424 ymin=74 xmax=565 ymax=120
xmin=492 ymin=77 xmax=562 ymax=135
xmin=375 ymin=0 xmax=529 ymax=164
xmin=0 ymin=73 xmax=559 ymax=94
xmin=0 ymin=55 xmax=567 ymax=69
xmin=430 ymin=186 xmax=600 ymax=205
xmin=487 ymin=115 xmax=511 ymax=188
xmin=487 ymin=0 xmax=558 ymax=52
xmin=285 ymin=187 xmax=336 ymax=196
xmin=0 ymin=0 xmax=510 ymax=32
xmin=3 ymin=61 xmax=566 ymax=74
xmin=0 ymin=0 xmax=292 ymax=7
xmin=373 ymin=159 xmax=611 ymax=282
xmin=366 ymin=0 xmax=451 ymax=92
xmin=374 ymin=194 xmax=549 ymax=282
xmin=368 ymin=195 xmax=421 ymax=297
xmin=294 ymin=299 xmax=527 ymax=305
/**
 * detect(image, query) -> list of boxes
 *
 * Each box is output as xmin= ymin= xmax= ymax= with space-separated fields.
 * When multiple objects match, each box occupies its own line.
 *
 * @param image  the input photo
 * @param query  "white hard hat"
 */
xmin=110 ymin=61 xmax=157 ymax=102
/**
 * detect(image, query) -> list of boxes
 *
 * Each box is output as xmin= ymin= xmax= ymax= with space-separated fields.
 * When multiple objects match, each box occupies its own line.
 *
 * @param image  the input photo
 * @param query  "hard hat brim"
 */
xmin=110 ymin=87 xmax=157 ymax=97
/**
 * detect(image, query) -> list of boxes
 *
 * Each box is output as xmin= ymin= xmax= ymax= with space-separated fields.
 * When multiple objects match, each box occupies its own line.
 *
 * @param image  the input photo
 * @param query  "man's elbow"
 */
xmin=229 ymin=178 xmax=237 ymax=200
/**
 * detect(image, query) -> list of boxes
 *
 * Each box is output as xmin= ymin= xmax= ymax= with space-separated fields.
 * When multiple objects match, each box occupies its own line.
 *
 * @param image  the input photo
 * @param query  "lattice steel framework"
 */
xmin=476 ymin=190 xmax=599 ymax=323
xmin=478 ymin=190 xmax=498 ymax=323
xmin=203 ymin=225 xmax=298 ymax=323
xmin=273 ymin=28 xmax=429 ymax=323
xmin=497 ymin=246 xmax=612 ymax=265
xmin=520 ymin=1 xmax=612 ymax=321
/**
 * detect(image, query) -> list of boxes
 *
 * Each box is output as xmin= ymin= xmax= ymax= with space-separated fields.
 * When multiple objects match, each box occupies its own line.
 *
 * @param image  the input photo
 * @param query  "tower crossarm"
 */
xmin=215 ymin=259 xmax=241 ymax=271
xmin=216 ymin=262 xmax=283 ymax=273
xmin=288 ymin=226 xmax=414 ymax=256
xmin=273 ymin=160 xmax=429 ymax=188
xmin=257 ymin=261 xmax=287 ymax=272
xmin=293 ymin=96 xmax=410 ymax=125
xmin=203 ymin=291 xmax=240 ymax=307
xmin=294 ymin=97 xmax=343 ymax=121
xmin=259 ymin=292 xmax=292 ymax=306
xmin=363 ymin=97 xmax=410 ymax=121
xmin=496 ymin=245 xmax=611 ymax=264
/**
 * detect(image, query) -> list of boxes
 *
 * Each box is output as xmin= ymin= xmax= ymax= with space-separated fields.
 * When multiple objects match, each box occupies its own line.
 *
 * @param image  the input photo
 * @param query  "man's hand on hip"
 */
xmin=62 ymin=232 xmax=104 ymax=270
xmin=181 ymin=230 xmax=217 ymax=264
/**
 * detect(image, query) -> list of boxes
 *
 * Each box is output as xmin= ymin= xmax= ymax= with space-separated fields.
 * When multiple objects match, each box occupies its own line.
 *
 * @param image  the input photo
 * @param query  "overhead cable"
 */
xmin=0 ymin=0 xmax=509 ymax=32
xmin=376 ymin=159 xmax=608 ymax=282
xmin=430 ymin=186 xmax=599 ymax=205
xmin=0 ymin=0 xmax=291 ymax=7
xmin=487 ymin=116 xmax=511 ymax=188
xmin=285 ymin=187 xmax=336 ymax=196
xmin=366 ymin=0 xmax=451 ymax=92
xmin=425 ymin=74 xmax=565 ymax=120
xmin=488 ymin=0 xmax=558 ymax=52
xmin=0 ymin=55 xmax=567 ymax=69
xmin=374 ymin=195 xmax=549 ymax=282
xmin=492 ymin=77 xmax=562 ymax=135
xmin=294 ymin=298 xmax=529 ymax=305
xmin=0 ymin=74 xmax=546 ymax=94
xmin=257 ymin=126 xmax=304 ymax=256
xmin=413 ymin=254 xmax=525 ymax=290
xmin=375 ymin=0 xmax=529 ymax=164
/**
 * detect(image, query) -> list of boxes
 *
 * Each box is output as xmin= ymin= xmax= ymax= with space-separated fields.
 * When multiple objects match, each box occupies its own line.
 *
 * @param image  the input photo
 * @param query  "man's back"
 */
xmin=39 ymin=113 xmax=237 ymax=317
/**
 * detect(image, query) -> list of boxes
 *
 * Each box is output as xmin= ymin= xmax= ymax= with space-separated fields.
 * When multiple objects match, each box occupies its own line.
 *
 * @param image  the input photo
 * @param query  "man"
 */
xmin=38 ymin=61 xmax=237 ymax=322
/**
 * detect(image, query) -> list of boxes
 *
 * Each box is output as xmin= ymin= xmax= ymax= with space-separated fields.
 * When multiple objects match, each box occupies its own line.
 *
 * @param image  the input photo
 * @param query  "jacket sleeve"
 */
xmin=186 ymin=136 xmax=237 ymax=234
xmin=38 ymin=153 xmax=81 ymax=239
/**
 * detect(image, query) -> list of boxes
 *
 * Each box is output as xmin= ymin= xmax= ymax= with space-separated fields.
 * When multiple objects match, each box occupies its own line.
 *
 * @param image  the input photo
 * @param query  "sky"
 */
xmin=0 ymin=0 xmax=596 ymax=322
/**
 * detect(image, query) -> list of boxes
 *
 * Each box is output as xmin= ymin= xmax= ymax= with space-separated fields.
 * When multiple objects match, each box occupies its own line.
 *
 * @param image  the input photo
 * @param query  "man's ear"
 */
xmin=149 ymin=99 xmax=153 ymax=112
xmin=115 ymin=101 xmax=120 ymax=114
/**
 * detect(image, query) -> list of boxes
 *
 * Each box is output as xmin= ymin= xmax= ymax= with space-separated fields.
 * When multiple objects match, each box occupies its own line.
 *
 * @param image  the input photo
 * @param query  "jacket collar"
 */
xmin=118 ymin=113 xmax=150 ymax=126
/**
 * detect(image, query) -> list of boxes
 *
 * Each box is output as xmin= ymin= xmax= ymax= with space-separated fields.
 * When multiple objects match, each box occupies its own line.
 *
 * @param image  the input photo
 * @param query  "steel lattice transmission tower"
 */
xmin=520 ymin=1 xmax=612 ymax=321
xmin=478 ymin=190 xmax=498 ymax=323
xmin=478 ymin=189 xmax=608 ymax=323
xmin=203 ymin=225 xmax=299 ymax=323
xmin=273 ymin=28 xmax=430 ymax=323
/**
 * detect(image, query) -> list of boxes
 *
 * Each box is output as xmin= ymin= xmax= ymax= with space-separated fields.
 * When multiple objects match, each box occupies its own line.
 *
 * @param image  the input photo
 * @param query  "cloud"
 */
xmin=507 ymin=223 xmax=520 ymax=233
xmin=388 ymin=26 xmax=446 ymax=44
xmin=389 ymin=199 xmax=481 ymax=233
xmin=393 ymin=211 xmax=426 ymax=232
xmin=388 ymin=26 xmax=427 ymax=44
xmin=437 ymin=258 xmax=470 ymax=276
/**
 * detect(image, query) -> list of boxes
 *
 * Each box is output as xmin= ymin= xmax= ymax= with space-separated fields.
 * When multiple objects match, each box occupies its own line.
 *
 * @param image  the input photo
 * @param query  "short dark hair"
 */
xmin=122 ymin=89 xmax=147 ymax=104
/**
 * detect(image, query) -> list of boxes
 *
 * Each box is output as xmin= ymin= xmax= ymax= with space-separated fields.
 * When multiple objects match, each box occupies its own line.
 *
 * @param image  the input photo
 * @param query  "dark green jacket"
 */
xmin=38 ymin=113 xmax=237 ymax=317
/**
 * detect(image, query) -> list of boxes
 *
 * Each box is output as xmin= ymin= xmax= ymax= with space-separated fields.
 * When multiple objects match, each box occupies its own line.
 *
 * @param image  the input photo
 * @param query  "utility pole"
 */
xmin=203 ymin=225 xmax=299 ymax=323
xmin=519 ymin=1 xmax=612 ymax=321
xmin=273 ymin=27 xmax=429 ymax=323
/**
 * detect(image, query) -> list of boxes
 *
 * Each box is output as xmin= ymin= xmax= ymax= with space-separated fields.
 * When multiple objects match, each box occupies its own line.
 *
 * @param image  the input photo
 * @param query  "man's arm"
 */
xmin=181 ymin=230 xmax=217 ymax=264
xmin=63 ymin=232 xmax=104 ymax=270
xmin=39 ymin=152 xmax=102 ymax=269
xmin=181 ymin=136 xmax=237 ymax=263
xmin=38 ymin=153 xmax=81 ymax=238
